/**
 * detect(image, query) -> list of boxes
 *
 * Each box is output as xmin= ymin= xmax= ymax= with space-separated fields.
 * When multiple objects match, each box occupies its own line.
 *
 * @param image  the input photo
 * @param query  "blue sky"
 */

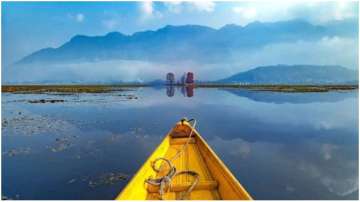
xmin=2 ymin=1 xmax=358 ymax=65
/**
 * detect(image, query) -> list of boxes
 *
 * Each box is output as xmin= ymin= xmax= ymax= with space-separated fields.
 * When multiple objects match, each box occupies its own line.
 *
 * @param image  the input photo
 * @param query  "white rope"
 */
xmin=145 ymin=118 xmax=199 ymax=200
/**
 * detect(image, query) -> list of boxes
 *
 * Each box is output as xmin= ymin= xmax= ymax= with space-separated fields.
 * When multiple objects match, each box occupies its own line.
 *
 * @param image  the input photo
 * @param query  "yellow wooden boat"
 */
xmin=116 ymin=119 xmax=252 ymax=200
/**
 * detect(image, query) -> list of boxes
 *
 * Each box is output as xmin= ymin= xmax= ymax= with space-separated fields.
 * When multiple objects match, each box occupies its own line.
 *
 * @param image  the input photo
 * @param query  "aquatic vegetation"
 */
xmin=3 ymin=84 xmax=357 ymax=94
xmin=67 ymin=172 xmax=129 ymax=188
xmin=88 ymin=172 xmax=129 ymax=188
xmin=2 ymin=85 xmax=144 ymax=94
xmin=67 ymin=178 xmax=77 ymax=184
xmin=2 ymin=110 xmax=79 ymax=136
xmin=118 ymin=94 xmax=138 ymax=99
xmin=2 ymin=147 xmax=31 ymax=157
xmin=2 ymin=194 xmax=20 ymax=200
xmin=46 ymin=137 xmax=74 ymax=152
xmin=28 ymin=99 xmax=65 ymax=103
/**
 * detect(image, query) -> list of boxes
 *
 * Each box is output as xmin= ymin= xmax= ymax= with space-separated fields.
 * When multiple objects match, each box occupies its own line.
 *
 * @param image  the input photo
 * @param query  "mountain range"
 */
xmin=17 ymin=19 xmax=357 ymax=64
xmin=218 ymin=65 xmax=358 ymax=84
xmin=4 ymin=19 xmax=358 ymax=84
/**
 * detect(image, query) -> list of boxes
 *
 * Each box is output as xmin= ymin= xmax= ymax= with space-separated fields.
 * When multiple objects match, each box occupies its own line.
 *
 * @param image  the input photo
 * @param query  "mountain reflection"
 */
xmin=165 ymin=87 xmax=358 ymax=103
xmin=223 ymin=89 xmax=358 ymax=104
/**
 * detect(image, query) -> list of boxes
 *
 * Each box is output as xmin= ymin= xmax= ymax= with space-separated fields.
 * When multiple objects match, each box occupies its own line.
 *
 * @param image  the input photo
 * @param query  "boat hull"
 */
xmin=116 ymin=120 xmax=252 ymax=200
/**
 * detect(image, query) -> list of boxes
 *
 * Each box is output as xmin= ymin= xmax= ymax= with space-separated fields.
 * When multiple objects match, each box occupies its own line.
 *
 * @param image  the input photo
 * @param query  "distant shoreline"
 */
xmin=1 ymin=84 xmax=358 ymax=93
xmin=194 ymin=84 xmax=358 ymax=92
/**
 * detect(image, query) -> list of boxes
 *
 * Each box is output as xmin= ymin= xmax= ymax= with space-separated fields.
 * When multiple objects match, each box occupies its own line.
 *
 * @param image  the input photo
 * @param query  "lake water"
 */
xmin=2 ymin=87 xmax=358 ymax=200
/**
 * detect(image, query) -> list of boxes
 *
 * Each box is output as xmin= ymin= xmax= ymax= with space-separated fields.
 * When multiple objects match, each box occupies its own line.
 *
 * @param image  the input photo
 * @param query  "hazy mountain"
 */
xmin=17 ymin=19 xmax=356 ymax=64
xmin=218 ymin=65 xmax=358 ymax=84
xmin=5 ymin=19 xmax=357 ymax=84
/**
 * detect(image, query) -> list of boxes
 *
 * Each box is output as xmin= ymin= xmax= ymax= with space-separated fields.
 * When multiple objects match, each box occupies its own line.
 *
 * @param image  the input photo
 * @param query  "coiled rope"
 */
xmin=145 ymin=118 xmax=200 ymax=200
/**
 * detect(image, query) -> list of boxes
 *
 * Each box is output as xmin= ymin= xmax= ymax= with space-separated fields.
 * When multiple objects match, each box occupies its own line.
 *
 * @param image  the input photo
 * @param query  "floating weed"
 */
xmin=47 ymin=136 xmax=75 ymax=152
xmin=28 ymin=99 xmax=65 ymax=104
xmin=87 ymin=172 xmax=129 ymax=188
xmin=66 ymin=172 xmax=129 ymax=188
xmin=3 ymin=147 xmax=31 ymax=157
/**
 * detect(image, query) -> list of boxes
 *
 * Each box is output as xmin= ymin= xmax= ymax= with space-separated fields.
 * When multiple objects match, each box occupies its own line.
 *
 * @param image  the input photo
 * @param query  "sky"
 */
xmin=2 ymin=1 xmax=359 ymax=65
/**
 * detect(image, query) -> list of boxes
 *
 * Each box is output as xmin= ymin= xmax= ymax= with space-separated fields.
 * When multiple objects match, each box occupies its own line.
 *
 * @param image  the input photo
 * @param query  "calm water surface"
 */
xmin=2 ymin=87 xmax=358 ymax=200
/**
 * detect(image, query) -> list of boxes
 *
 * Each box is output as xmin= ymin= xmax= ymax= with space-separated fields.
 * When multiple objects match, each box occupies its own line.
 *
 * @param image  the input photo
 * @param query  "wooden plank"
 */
xmin=147 ymin=180 xmax=218 ymax=193
xmin=170 ymin=137 xmax=195 ymax=145
xmin=195 ymin=132 xmax=253 ymax=200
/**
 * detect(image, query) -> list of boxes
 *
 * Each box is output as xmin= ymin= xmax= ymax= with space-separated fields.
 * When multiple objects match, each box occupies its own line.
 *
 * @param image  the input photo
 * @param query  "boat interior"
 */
xmin=116 ymin=120 xmax=252 ymax=200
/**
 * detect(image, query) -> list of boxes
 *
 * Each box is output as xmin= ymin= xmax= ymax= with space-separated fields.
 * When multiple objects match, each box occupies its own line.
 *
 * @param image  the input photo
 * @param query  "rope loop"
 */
xmin=145 ymin=118 xmax=199 ymax=200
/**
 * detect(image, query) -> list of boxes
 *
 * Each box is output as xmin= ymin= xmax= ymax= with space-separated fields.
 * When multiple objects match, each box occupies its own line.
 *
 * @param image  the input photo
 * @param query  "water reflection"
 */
xmin=210 ymin=136 xmax=358 ymax=200
xmin=224 ymin=89 xmax=358 ymax=104
xmin=166 ymin=85 xmax=194 ymax=97
xmin=166 ymin=86 xmax=175 ymax=97
xmin=164 ymin=87 xmax=358 ymax=104
xmin=2 ymin=88 xmax=358 ymax=200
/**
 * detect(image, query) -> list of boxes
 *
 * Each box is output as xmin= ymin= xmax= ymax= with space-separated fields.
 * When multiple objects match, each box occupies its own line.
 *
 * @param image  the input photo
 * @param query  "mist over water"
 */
xmin=3 ymin=35 xmax=358 ymax=83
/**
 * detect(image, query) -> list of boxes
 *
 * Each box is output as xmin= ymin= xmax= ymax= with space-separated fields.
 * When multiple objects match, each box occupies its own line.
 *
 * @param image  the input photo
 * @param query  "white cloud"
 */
xmin=139 ymin=1 xmax=163 ymax=20
xmin=299 ymin=160 xmax=358 ymax=197
xmin=232 ymin=6 xmax=257 ymax=19
xmin=75 ymin=13 xmax=85 ymax=23
xmin=67 ymin=13 xmax=85 ymax=23
xmin=321 ymin=144 xmax=338 ymax=160
xmin=210 ymin=136 xmax=252 ymax=158
xmin=230 ymin=1 xmax=358 ymax=25
xmin=139 ymin=1 xmax=215 ymax=22
xmin=102 ymin=19 xmax=119 ymax=30
xmin=227 ymin=36 xmax=358 ymax=70
xmin=189 ymin=1 xmax=215 ymax=12
xmin=141 ymin=1 xmax=153 ymax=16
xmin=334 ymin=1 xmax=354 ymax=20
xmin=164 ymin=1 xmax=215 ymax=14
xmin=289 ymin=1 xmax=358 ymax=23
xmin=321 ymin=176 xmax=359 ymax=196
xmin=164 ymin=1 xmax=184 ymax=14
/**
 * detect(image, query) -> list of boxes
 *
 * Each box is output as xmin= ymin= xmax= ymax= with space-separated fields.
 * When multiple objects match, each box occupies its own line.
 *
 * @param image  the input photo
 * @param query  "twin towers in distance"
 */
xmin=166 ymin=72 xmax=195 ymax=97
xmin=166 ymin=72 xmax=194 ymax=85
